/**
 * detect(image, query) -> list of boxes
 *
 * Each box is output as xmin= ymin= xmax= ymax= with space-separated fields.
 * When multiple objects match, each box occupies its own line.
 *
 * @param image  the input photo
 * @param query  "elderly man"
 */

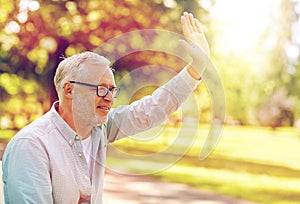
xmin=2 ymin=12 xmax=210 ymax=203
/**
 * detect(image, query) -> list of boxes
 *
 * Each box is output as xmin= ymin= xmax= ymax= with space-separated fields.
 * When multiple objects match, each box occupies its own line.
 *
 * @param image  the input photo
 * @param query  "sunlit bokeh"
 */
xmin=210 ymin=0 xmax=281 ymax=55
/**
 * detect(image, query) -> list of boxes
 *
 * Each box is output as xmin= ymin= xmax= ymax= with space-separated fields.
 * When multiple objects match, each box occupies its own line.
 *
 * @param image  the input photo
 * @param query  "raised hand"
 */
xmin=180 ymin=12 xmax=210 ymax=78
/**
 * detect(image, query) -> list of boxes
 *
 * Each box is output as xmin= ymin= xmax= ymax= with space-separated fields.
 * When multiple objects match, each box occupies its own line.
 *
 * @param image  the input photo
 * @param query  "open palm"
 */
xmin=181 ymin=12 xmax=210 ymax=58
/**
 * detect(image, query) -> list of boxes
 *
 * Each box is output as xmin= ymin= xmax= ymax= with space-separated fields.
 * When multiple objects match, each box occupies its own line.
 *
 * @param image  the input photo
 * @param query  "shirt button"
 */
xmin=85 ymin=175 xmax=89 ymax=180
xmin=75 ymin=135 xmax=80 ymax=140
xmin=78 ymin=153 xmax=82 ymax=157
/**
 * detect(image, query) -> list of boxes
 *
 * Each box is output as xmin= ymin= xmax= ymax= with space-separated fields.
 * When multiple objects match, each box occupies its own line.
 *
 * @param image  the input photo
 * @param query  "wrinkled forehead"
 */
xmin=76 ymin=61 xmax=112 ymax=84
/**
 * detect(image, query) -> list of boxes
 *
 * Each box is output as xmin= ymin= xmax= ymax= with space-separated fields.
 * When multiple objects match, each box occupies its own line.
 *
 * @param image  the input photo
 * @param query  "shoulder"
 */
xmin=4 ymin=111 xmax=57 ymax=157
xmin=13 ymin=111 xmax=55 ymax=141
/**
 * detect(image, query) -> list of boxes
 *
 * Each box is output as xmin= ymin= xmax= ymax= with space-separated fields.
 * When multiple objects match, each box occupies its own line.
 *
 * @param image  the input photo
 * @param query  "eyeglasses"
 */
xmin=69 ymin=81 xmax=120 ymax=98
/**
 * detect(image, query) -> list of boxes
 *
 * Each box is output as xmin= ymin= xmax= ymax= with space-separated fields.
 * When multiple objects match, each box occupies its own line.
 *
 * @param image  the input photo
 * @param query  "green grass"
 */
xmin=107 ymin=125 xmax=300 ymax=204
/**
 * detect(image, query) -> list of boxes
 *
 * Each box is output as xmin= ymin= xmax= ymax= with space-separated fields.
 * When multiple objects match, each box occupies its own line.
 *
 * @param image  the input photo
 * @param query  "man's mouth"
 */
xmin=97 ymin=106 xmax=110 ymax=111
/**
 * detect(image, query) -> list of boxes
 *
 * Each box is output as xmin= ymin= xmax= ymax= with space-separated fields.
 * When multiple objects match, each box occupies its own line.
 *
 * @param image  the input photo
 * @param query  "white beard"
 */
xmin=72 ymin=92 xmax=100 ymax=135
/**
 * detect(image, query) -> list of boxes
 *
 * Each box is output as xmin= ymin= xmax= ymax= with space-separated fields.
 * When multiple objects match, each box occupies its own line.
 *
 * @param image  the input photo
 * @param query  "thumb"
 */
xmin=179 ymin=39 xmax=207 ymax=59
xmin=179 ymin=39 xmax=196 ymax=52
xmin=179 ymin=39 xmax=209 ymax=75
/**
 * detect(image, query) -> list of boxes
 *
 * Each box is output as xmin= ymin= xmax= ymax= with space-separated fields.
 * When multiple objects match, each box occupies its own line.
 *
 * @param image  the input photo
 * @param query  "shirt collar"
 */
xmin=49 ymin=101 xmax=79 ymax=146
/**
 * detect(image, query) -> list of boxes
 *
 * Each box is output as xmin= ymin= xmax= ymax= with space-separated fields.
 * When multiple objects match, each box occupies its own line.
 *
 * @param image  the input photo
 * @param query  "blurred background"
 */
xmin=0 ymin=0 xmax=300 ymax=203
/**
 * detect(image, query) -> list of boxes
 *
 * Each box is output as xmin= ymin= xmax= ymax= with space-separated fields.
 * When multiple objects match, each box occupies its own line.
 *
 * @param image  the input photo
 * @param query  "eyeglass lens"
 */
xmin=98 ymin=86 xmax=119 ymax=98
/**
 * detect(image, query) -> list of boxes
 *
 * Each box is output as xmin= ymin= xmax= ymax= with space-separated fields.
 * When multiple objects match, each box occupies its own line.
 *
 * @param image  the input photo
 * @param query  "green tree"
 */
xmin=1 ymin=0 xmax=210 ymax=130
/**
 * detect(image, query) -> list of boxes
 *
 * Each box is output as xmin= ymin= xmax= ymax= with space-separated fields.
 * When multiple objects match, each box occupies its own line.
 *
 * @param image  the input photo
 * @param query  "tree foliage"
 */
xmin=1 ymin=0 xmax=212 ymax=130
xmin=1 ymin=0 xmax=299 ymax=130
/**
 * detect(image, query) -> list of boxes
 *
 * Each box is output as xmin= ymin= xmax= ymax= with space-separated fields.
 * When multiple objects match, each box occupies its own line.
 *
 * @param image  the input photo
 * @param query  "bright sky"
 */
xmin=209 ymin=0 xmax=281 ymax=55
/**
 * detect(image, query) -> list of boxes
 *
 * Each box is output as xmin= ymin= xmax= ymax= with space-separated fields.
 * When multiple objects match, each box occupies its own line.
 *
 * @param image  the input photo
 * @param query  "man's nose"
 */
xmin=103 ymin=90 xmax=114 ymax=101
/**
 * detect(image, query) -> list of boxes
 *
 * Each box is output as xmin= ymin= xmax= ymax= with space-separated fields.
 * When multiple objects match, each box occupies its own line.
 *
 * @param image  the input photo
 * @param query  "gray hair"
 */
xmin=54 ymin=51 xmax=111 ymax=99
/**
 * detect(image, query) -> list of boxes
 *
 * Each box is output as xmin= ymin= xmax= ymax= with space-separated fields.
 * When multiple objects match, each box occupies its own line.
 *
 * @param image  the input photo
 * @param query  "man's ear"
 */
xmin=63 ymin=82 xmax=73 ymax=98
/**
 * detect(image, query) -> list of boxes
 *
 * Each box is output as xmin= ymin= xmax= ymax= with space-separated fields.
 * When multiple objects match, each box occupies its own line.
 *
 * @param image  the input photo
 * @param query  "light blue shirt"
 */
xmin=2 ymin=68 xmax=200 ymax=204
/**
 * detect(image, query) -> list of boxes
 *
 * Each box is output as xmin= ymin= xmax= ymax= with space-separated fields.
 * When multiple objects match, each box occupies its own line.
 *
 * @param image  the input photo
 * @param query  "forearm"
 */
xmin=156 ymin=65 xmax=201 ymax=112
xmin=107 ymin=65 xmax=200 ymax=142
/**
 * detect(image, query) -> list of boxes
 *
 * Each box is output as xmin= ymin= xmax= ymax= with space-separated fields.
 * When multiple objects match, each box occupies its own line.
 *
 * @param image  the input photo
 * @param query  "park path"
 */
xmin=103 ymin=169 xmax=258 ymax=204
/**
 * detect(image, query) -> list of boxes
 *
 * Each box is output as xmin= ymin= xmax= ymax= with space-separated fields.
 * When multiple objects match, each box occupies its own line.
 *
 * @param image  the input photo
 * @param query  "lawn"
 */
xmin=107 ymin=124 xmax=300 ymax=204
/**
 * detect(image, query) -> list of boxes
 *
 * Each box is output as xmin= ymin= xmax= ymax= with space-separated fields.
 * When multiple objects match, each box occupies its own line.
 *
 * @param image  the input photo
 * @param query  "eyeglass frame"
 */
xmin=69 ymin=81 xmax=120 ymax=98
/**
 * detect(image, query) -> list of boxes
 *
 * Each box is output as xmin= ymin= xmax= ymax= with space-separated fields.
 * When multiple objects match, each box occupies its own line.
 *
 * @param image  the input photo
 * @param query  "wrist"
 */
xmin=187 ymin=65 xmax=202 ymax=80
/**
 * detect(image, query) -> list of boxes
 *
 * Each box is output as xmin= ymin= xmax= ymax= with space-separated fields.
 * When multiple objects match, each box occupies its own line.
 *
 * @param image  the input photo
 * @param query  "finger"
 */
xmin=181 ymin=15 xmax=191 ymax=35
xmin=189 ymin=14 xmax=198 ymax=33
xmin=184 ymin=12 xmax=194 ymax=33
xmin=186 ymin=12 xmax=197 ymax=33
xmin=194 ymin=18 xmax=204 ymax=33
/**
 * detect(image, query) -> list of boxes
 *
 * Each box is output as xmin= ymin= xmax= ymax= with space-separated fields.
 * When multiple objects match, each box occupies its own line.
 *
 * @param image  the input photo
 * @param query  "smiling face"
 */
xmin=71 ymin=61 xmax=116 ymax=136
xmin=94 ymin=68 xmax=116 ymax=120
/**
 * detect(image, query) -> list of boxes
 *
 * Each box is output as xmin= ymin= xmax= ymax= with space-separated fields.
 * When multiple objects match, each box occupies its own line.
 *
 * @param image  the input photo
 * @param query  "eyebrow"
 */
xmin=70 ymin=81 xmax=116 ymax=88
xmin=98 ymin=83 xmax=117 ymax=88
